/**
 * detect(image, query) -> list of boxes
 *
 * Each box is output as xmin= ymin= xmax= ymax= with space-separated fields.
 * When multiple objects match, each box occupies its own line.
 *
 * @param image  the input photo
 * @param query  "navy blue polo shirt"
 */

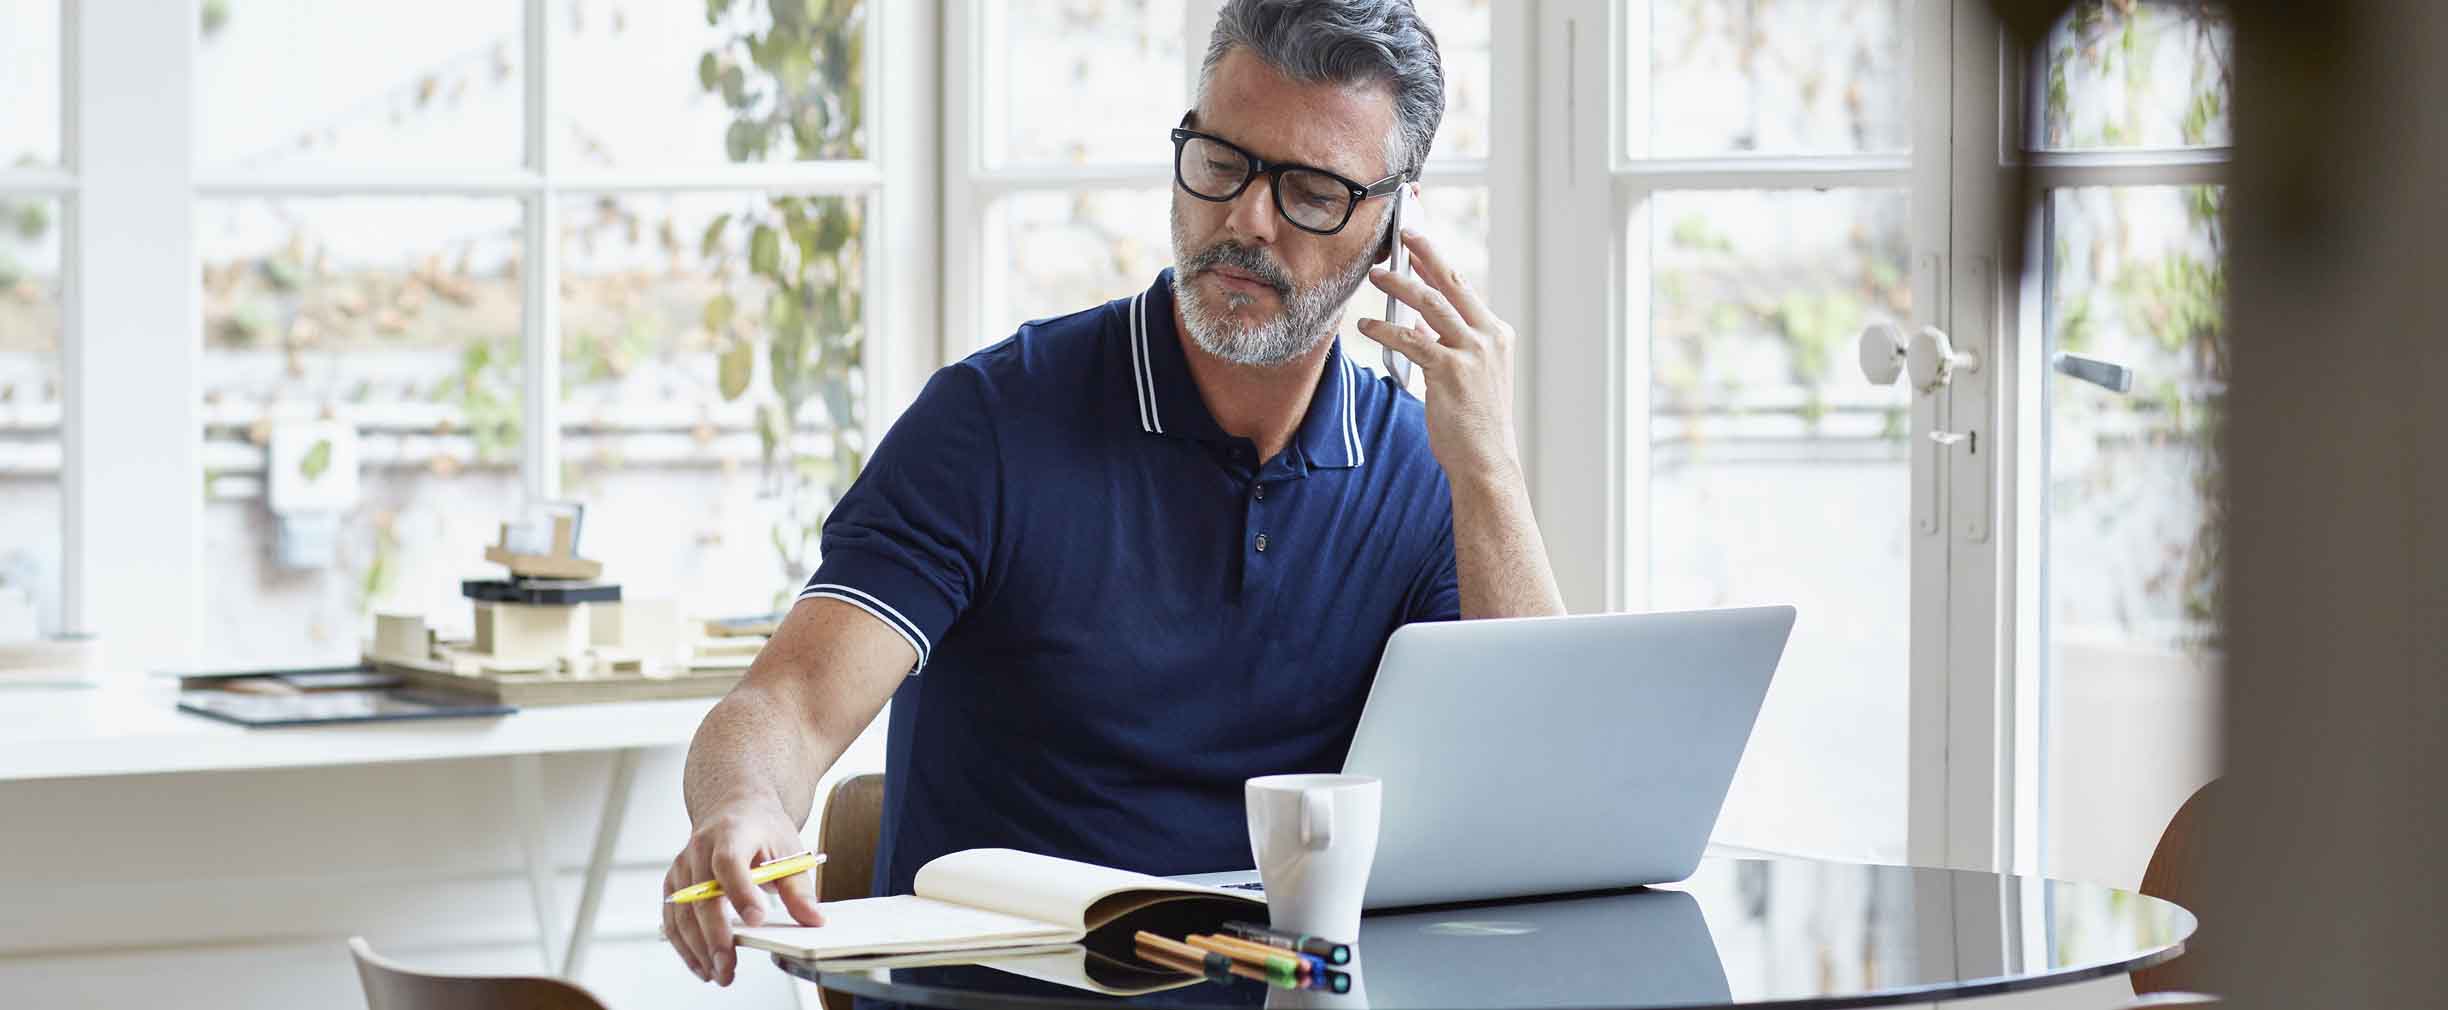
xmin=798 ymin=269 xmax=1460 ymax=896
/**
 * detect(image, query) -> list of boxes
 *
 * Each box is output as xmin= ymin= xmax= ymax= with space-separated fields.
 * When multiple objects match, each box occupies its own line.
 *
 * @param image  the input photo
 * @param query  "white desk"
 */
xmin=0 ymin=678 xmax=716 ymax=978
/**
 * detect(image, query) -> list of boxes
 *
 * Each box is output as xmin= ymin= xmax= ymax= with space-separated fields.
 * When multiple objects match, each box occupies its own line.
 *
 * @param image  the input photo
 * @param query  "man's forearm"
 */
xmin=681 ymin=598 xmax=918 ymax=827
xmin=682 ymin=680 xmax=831 ymax=827
xmin=1451 ymin=464 xmax=1566 ymax=619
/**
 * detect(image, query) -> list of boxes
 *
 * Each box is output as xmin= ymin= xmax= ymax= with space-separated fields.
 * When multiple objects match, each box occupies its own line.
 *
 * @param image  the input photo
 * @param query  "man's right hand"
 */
xmin=661 ymin=798 xmax=825 ymax=987
xmin=665 ymin=596 xmax=920 ymax=986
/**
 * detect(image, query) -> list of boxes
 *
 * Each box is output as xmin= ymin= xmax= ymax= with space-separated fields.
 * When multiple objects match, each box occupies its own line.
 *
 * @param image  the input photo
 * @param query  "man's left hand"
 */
xmin=1356 ymin=225 xmax=1522 ymax=486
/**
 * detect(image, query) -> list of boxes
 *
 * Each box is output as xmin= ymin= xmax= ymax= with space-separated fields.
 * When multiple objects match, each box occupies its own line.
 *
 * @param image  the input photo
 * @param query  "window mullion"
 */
xmin=940 ymin=0 xmax=985 ymax=365
xmin=1530 ymin=0 xmax=1619 ymax=613
xmin=874 ymin=0 xmax=943 ymax=428
xmin=66 ymin=0 xmax=200 ymax=663
xmin=522 ymin=0 xmax=559 ymax=502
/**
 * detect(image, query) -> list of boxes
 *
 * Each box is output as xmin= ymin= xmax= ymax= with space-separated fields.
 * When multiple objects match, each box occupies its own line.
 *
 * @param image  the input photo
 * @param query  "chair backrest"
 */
xmin=818 ymin=772 xmax=886 ymax=904
xmin=350 ymin=937 xmax=609 ymax=1010
xmin=2133 ymin=779 xmax=2221 ymax=997
xmin=813 ymin=773 xmax=886 ymax=1010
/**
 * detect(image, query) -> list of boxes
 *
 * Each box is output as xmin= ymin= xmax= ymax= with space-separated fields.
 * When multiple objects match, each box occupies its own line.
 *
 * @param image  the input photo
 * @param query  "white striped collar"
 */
xmin=1125 ymin=270 xmax=1369 ymax=470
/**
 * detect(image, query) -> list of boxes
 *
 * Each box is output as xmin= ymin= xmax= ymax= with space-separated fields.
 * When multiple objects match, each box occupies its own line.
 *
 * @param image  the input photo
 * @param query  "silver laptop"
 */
xmin=1177 ymin=606 xmax=1794 ymax=909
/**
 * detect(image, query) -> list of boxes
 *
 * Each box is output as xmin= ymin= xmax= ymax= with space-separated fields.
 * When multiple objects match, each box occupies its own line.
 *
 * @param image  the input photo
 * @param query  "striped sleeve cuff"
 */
xmin=797 ymin=548 xmax=958 ymax=675
xmin=797 ymin=582 xmax=932 ymax=673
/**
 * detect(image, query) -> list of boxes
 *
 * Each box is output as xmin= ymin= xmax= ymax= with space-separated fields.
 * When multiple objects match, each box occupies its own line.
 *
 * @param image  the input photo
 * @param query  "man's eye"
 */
xmin=1205 ymin=159 xmax=1239 ymax=174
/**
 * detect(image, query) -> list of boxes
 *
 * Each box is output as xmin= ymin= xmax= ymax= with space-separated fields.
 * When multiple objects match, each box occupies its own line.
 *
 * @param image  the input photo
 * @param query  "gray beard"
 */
xmin=1170 ymin=202 xmax=1376 ymax=367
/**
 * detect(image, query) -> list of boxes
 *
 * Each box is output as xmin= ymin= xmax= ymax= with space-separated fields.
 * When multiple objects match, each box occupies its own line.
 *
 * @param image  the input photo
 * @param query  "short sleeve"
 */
xmin=798 ymin=364 xmax=999 ymax=674
xmin=1400 ymin=514 xmax=1462 ymax=625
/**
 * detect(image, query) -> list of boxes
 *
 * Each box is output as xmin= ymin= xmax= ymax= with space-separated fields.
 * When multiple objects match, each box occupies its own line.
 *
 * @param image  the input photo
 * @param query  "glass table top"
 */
xmin=774 ymin=857 xmax=2195 ymax=1010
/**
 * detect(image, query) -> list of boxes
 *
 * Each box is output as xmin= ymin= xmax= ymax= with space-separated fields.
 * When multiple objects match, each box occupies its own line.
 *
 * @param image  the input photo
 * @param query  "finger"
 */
xmin=1355 ymin=317 xmax=1448 ymax=369
xmin=773 ymin=862 xmax=827 ymax=926
xmin=1370 ymin=266 xmax=1476 ymax=350
xmin=690 ymin=892 xmax=738 ymax=986
xmin=1399 ymin=227 xmax=1497 ymax=331
xmin=669 ymin=900 xmax=714 ymax=983
xmin=722 ymin=858 xmax=767 ymax=928
xmin=662 ymin=866 xmax=708 ymax=981
xmin=694 ymin=845 xmax=760 ymax=985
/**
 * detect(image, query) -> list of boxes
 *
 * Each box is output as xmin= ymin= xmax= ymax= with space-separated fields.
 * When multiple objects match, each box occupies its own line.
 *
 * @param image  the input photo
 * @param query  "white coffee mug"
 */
xmin=1246 ymin=773 xmax=1380 ymax=943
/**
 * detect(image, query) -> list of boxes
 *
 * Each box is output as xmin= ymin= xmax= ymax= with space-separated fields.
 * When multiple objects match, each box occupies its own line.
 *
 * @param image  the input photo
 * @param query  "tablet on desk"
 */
xmin=173 ymin=664 xmax=516 ymax=727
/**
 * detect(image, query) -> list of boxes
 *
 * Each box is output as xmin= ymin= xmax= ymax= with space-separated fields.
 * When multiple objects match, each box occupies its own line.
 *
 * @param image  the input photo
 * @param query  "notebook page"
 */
xmin=731 ymin=893 xmax=1076 ymax=959
xmin=913 ymin=849 xmax=1252 ymax=931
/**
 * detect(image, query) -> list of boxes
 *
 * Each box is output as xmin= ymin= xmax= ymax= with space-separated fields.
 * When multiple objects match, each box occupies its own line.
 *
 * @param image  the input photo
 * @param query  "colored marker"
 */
xmin=1222 ymin=920 xmax=1352 ymax=964
xmin=1187 ymin=934 xmax=1302 ymax=986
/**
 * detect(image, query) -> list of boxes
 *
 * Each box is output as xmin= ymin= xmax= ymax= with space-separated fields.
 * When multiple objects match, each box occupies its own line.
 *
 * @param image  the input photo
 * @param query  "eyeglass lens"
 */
xmin=1177 ymin=135 xmax=1354 ymax=233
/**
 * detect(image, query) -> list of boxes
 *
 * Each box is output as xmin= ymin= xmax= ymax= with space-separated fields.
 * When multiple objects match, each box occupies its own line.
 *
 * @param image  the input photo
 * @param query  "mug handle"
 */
xmin=1300 ymin=790 xmax=1334 ymax=850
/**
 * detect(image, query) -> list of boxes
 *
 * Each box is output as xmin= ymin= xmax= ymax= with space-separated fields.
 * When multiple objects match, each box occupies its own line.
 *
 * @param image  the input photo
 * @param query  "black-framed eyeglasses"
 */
xmin=1170 ymin=114 xmax=1410 ymax=236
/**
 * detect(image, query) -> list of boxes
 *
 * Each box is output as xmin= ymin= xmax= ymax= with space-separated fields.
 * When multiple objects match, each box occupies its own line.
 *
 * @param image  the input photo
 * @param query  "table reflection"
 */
xmin=787 ymin=857 xmax=2193 ymax=1010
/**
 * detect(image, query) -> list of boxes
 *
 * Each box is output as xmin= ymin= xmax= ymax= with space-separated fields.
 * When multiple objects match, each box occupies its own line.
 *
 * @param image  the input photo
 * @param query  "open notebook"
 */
xmin=733 ymin=848 xmax=1262 ymax=961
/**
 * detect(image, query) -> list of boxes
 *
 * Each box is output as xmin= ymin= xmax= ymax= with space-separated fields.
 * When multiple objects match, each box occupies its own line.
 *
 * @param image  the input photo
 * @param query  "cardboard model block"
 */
xmin=372 ymin=612 xmax=428 ymax=662
xmin=475 ymin=602 xmax=587 ymax=664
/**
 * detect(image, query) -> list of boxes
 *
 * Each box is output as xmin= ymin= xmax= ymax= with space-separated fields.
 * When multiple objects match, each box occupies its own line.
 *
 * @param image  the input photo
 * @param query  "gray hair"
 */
xmin=1197 ymin=0 xmax=1446 ymax=180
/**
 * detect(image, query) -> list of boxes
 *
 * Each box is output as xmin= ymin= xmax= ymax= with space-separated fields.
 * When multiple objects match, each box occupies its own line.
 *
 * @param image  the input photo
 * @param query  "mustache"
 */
xmin=1183 ymin=240 xmax=1292 ymax=296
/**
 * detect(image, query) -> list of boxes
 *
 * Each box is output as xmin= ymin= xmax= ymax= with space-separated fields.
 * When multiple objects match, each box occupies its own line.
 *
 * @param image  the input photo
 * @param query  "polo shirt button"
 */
xmin=1253 ymin=484 xmax=1267 ymax=501
xmin=1254 ymin=533 xmax=1270 ymax=553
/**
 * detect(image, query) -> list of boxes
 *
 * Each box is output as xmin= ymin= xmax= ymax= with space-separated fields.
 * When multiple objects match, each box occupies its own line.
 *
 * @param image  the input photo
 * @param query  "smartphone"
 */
xmin=1380 ymin=186 xmax=1419 ymax=388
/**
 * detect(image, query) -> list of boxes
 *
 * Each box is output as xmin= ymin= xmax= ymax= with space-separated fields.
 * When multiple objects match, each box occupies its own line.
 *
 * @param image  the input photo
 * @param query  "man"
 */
xmin=662 ymin=0 xmax=1562 ymax=986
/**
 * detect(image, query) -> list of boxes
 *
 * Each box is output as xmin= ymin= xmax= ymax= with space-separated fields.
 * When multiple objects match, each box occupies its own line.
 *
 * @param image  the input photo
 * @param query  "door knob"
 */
xmin=1905 ymin=325 xmax=1979 ymax=394
xmin=1861 ymin=323 xmax=1978 ymax=395
xmin=1858 ymin=322 xmax=1905 ymax=386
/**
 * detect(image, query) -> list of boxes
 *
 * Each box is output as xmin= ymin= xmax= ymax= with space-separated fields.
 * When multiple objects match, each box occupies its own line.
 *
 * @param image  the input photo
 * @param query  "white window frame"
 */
xmin=32 ymin=0 xmax=937 ymax=666
xmin=0 ymin=11 xmax=78 ymax=625
xmin=1533 ymin=0 xmax=2233 ymax=878
xmin=1973 ymin=3 xmax=2232 ymax=881
xmin=1531 ymin=0 xmax=1956 ymax=866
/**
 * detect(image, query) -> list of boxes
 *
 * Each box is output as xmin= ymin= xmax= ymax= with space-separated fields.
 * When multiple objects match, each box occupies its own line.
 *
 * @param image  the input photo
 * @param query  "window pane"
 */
xmin=991 ymin=0 xmax=1187 ymax=166
xmin=1 ymin=0 xmax=60 ymax=167
xmin=0 ymin=195 xmax=61 ymax=638
xmin=1413 ymin=0 xmax=1491 ymax=161
xmin=1644 ymin=189 xmax=1914 ymax=862
xmin=986 ymin=187 xmax=1173 ymax=338
xmin=555 ymin=0 xmax=868 ymax=169
xmin=197 ymin=198 xmax=523 ymax=664
xmin=2034 ymin=1 xmax=2233 ymax=151
xmin=1336 ymin=185 xmax=1490 ymax=378
xmin=2042 ymin=185 xmax=2224 ymax=886
xmin=1639 ymin=0 xmax=1911 ymax=157
xmin=196 ymin=0 xmax=524 ymax=172
xmin=559 ymin=191 xmax=868 ymax=614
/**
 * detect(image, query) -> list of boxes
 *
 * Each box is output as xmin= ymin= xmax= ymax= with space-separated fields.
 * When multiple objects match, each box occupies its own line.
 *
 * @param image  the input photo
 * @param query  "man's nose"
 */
xmin=1224 ymin=176 xmax=1279 ymax=245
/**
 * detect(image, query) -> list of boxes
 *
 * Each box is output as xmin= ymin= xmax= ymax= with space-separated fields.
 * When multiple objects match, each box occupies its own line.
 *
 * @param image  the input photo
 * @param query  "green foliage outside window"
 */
xmin=699 ymin=0 xmax=871 ymax=601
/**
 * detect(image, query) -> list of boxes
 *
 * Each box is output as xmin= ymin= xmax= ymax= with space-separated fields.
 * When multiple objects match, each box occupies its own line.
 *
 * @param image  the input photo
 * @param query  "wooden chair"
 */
xmin=2127 ymin=779 xmax=2222 ymax=1006
xmin=813 ymin=772 xmax=887 ymax=1010
xmin=350 ymin=936 xmax=610 ymax=1010
xmin=819 ymin=772 xmax=887 ymax=905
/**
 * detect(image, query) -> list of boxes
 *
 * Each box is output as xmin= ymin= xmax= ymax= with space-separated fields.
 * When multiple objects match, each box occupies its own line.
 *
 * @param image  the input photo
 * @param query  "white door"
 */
xmin=2008 ymin=1 xmax=2233 ymax=887
xmin=1533 ymin=0 xmax=2233 ymax=876
xmin=1533 ymin=0 xmax=1944 ymax=867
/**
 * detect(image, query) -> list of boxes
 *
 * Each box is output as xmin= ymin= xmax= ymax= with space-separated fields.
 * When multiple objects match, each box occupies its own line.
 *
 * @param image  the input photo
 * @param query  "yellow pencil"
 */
xmin=664 ymin=850 xmax=826 ymax=905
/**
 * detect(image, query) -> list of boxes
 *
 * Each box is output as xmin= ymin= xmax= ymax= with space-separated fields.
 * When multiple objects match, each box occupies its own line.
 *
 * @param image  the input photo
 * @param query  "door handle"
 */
xmin=2052 ymin=351 xmax=2134 ymax=394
